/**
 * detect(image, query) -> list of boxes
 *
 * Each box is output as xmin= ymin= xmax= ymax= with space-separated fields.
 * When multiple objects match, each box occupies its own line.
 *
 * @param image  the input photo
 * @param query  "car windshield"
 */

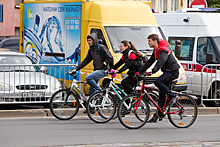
xmin=105 ymin=26 xmax=167 ymax=53
xmin=0 ymin=55 xmax=40 ymax=72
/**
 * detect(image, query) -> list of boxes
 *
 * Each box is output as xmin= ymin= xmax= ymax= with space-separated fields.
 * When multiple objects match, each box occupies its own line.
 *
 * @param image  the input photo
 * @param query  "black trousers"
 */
xmin=154 ymin=70 xmax=179 ymax=108
xmin=121 ymin=74 xmax=137 ymax=94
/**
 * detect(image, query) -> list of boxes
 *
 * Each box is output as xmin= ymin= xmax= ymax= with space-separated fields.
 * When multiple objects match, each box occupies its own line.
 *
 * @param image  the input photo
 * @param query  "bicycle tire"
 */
xmin=168 ymin=94 xmax=198 ymax=128
xmin=86 ymin=91 xmax=116 ymax=123
xmin=49 ymin=89 xmax=79 ymax=120
xmin=117 ymin=94 xmax=150 ymax=129
xmin=112 ymin=92 xmax=158 ymax=120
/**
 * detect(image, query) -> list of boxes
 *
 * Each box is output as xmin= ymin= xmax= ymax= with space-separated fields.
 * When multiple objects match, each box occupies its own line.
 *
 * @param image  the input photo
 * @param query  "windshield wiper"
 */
xmin=8 ymin=70 xmax=35 ymax=72
xmin=139 ymin=48 xmax=153 ymax=53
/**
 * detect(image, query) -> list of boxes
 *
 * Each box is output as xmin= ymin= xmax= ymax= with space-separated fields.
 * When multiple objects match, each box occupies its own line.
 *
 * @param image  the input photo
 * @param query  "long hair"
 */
xmin=121 ymin=40 xmax=144 ymax=57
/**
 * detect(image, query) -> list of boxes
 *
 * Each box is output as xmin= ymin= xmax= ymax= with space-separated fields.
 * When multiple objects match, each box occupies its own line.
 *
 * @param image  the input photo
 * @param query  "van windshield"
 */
xmin=213 ymin=37 xmax=220 ymax=50
xmin=105 ymin=26 xmax=167 ymax=53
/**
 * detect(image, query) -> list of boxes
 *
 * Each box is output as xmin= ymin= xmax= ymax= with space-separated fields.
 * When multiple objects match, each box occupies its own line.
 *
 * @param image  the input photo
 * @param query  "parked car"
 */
xmin=0 ymin=38 xmax=19 ymax=52
xmin=0 ymin=51 xmax=61 ymax=104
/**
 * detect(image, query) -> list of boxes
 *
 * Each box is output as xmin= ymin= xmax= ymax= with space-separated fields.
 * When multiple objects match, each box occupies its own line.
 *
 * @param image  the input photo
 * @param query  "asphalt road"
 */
xmin=0 ymin=115 xmax=220 ymax=147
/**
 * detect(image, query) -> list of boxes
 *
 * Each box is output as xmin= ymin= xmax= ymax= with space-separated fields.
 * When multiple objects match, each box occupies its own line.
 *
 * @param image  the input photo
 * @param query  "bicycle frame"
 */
xmin=109 ymin=80 xmax=127 ymax=99
xmin=102 ymin=78 xmax=134 ymax=109
xmin=135 ymin=84 xmax=185 ymax=115
xmin=68 ymin=75 xmax=88 ymax=109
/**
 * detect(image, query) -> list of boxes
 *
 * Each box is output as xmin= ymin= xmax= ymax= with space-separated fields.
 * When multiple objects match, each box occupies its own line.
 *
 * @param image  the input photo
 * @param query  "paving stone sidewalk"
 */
xmin=60 ymin=141 xmax=220 ymax=147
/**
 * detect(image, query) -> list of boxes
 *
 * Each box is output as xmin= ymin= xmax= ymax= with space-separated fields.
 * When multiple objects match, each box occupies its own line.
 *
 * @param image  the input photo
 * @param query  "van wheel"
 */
xmin=211 ymin=83 xmax=220 ymax=107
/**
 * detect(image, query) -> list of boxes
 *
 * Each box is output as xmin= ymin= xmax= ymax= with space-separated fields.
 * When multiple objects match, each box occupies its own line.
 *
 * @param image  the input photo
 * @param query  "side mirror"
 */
xmin=206 ymin=53 xmax=213 ymax=64
xmin=175 ymin=40 xmax=181 ymax=59
xmin=206 ymin=53 xmax=218 ymax=64
xmin=40 ymin=66 xmax=48 ymax=74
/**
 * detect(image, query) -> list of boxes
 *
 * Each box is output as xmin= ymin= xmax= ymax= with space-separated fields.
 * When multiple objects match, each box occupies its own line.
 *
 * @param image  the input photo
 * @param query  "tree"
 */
xmin=206 ymin=0 xmax=220 ymax=8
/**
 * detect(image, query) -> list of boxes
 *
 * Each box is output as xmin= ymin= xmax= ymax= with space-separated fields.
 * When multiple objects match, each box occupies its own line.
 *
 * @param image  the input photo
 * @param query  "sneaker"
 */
xmin=120 ymin=105 xmax=131 ymax=117
xmin=148 ymin=113 xmax=158 ymax=123
xmin=168 ymin=95 xmax=180 ymax=106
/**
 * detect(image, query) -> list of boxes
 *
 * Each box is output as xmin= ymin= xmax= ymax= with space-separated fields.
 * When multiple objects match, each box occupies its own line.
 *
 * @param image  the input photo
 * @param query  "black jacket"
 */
xmin=75 ymin=33 xmax=113 ymax=71
xmin=139 ymin=39 xmax=180 ymax=74
xmin=112 ymin=48 xmax=143 ymax=75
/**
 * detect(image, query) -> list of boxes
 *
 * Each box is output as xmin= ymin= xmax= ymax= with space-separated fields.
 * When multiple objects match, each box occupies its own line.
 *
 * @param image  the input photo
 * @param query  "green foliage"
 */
xmin=206 ymin=0 xmax=220 ymax=8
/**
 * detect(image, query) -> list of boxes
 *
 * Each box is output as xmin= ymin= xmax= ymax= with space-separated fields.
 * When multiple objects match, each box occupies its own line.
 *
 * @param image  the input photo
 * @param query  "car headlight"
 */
xmin=0 ymin=82 xmax=11 ymax=91
xmin=51 ymin=81 xmax=61 ymax=91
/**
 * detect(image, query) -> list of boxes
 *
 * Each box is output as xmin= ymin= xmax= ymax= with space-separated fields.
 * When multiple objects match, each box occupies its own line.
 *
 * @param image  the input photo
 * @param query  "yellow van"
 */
xmin=20 ymin=0 xmax=186 ymax=95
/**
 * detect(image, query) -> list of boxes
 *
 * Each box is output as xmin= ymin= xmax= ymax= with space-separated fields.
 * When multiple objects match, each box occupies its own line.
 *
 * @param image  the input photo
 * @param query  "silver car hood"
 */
xmin=0 ymin=72 xmax=59 ymax=85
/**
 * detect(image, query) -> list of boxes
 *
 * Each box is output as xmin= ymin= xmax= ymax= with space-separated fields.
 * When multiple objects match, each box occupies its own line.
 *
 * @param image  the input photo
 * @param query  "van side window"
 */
xmin=90 ymin=29 xmax=107 ymax=47
xmin=197 ymin=37 xmax=217 ymax=65
xmin=168 ymin=37 xmax=194 ymax=61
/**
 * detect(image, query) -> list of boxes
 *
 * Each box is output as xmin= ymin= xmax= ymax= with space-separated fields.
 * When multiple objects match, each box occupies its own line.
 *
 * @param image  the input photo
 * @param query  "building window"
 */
xmin=15 ymin=0 xmax=23 ymax=9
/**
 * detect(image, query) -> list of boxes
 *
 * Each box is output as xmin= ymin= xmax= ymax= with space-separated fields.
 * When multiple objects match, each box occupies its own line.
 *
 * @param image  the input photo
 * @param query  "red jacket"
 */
xmin=139 ymin=39 xmax=180 ymax=73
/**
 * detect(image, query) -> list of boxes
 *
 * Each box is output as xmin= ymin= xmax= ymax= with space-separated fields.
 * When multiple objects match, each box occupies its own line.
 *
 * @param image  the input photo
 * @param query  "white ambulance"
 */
xmin=154 ymin=8 xmax=220 ymax=106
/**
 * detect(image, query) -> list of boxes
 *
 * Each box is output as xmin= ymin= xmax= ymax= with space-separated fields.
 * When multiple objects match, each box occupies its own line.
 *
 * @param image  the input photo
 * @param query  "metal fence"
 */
xmin=0 ymin=64 xmax=76 ymax=104
xmin=201 ymin=64 xmax=220 ymax=107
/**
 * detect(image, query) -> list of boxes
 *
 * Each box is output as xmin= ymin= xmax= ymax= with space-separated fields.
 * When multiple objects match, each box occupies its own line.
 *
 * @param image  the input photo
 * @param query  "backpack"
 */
xmin=90 ymin=44 xmax=114 ymax=68
xmin=128 ymin=50 xmax=148 ymax=63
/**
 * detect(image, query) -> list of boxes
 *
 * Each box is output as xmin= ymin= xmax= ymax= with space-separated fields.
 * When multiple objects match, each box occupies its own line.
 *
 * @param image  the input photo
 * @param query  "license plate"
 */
xmin=22 ymin=92 xmax=45 ymax=98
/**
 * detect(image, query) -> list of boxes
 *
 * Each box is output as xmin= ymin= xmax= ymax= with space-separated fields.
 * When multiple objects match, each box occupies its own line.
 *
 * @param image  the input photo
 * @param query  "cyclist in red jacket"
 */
xmin=135 ymin=34 xmax=180 ymax=123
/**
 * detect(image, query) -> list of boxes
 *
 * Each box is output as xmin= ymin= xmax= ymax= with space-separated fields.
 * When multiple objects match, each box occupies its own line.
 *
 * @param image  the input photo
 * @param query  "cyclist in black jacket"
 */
xmin=72 ymin=33 xmax=113 ymax=96
xmin=111 ymin=40 xmax=144 ymax=94
xmin=135 ymin=34 xmax=180 ymax=123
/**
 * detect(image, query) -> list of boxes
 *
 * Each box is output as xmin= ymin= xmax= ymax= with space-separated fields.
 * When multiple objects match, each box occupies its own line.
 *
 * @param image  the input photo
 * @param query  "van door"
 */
xmin=194 ymin=37 xmax=218 ymax=95
xmin=168 ymin=37 xmax=195 ymax=93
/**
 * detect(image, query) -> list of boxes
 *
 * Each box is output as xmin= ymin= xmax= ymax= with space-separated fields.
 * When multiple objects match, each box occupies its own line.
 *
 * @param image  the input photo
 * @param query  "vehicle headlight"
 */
xmin=121 ymin=73 xmax=128 ymax=79
xmin=0 ymin=82 xmax=11 ymax=91
xmin=51 ymin=81 xmax=61 ymax=91
xmin=176 ymin=74 xmax=187 ymax=84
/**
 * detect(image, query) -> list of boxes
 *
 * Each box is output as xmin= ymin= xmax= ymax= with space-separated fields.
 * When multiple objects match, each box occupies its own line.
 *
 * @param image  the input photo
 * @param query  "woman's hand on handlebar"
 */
xmin=146 ymin=72 xmax=152 ymax=76
xmin=134 ymin=72 xmax=140 ymax=77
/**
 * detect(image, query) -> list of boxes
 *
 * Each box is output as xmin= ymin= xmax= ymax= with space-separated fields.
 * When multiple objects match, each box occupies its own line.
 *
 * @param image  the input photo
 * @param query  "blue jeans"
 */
xmin=85 ymin=70 xmax=108 ymax=96
xmin=154 ymin=70 xmax=179 ymax=108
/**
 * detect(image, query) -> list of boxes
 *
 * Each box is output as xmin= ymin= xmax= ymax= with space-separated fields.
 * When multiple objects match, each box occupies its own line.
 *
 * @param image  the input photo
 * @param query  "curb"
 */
xmin=0 ymin=108 xmax=219 ymax=118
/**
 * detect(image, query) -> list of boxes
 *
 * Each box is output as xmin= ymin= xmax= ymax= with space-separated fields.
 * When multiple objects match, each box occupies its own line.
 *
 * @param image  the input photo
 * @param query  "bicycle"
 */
xmin=49 ymin=71 xmax=90 ymax=120
xmin=117 ymin=73 xmax=198 ymax=129
xmin=86 ymin=71 xmax=159 ymax=123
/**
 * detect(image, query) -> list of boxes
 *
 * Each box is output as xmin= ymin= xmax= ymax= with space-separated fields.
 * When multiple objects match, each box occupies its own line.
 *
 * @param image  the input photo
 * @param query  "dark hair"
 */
xmin=121 ymin=40 xmax=143 ymax=57
xmin=148 ymin=34 xmax=159 ymax=44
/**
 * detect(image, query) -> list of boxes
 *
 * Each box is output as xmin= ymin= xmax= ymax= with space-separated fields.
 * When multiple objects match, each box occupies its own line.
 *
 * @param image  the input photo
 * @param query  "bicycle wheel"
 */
xmin=117 ymin=94 xmax=150 ymax=129
xmin=50 ymin=89 xmax=79 ymax=120
xmin=168 ymin=94 xmax=198 ymax=128
xmin=86 ymin=91 xmax=116 ymax=123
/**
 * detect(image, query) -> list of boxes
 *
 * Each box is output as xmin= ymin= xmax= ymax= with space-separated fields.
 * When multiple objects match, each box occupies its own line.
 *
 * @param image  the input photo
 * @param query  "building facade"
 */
xmin=141 ymin=0 xmax=193 ymax=12
xmin=0 ymin=0 xmax=192 ymax=38
xmin=0 ymin=0 xmax=22 ymax=38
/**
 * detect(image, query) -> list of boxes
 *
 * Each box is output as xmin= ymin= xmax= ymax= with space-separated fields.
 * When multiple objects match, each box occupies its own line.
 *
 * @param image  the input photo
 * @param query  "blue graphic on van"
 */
xmin=24 ymin=3 xmax=81 ymax=79
xmin=24 ymin=15 xmax=42 ymax=63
